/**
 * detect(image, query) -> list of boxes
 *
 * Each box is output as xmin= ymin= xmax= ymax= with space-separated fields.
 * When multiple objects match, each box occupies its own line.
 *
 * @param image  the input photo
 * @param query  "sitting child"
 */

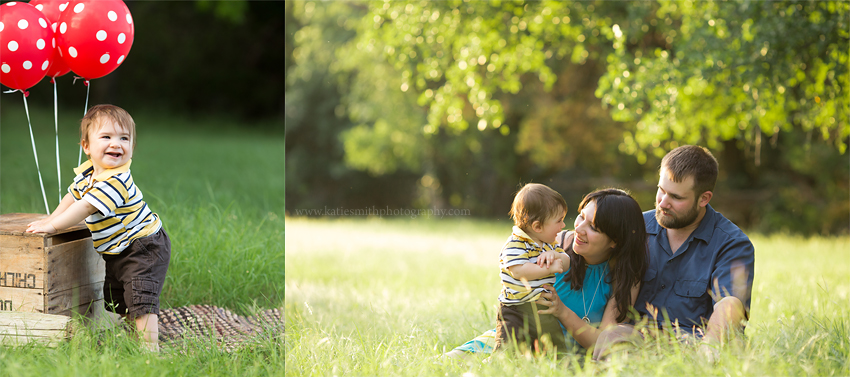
xmin=495 ymin=183 xmax=570 ymax=353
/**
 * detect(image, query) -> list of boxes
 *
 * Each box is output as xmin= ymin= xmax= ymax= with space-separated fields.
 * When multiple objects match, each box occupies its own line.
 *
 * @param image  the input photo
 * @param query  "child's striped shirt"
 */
xmin=498 ymin=226 xmax=566 ymax=305
xmin=69 ymin=160 xmax=161 ymax=254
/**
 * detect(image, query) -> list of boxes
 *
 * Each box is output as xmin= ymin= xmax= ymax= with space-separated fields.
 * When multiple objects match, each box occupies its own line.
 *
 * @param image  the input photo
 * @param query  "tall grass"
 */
xmin=0 ymin=321 xmax=284 ymax=375
xmin=0 ymin=104 xmax=283 ymax=373
xmin=285 ymin=217 xmax=850 ymax=376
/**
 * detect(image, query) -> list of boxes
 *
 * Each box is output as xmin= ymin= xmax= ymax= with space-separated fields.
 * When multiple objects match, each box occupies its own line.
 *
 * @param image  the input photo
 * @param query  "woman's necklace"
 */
xmin=581 ymin=267 xmax=605 ymax=324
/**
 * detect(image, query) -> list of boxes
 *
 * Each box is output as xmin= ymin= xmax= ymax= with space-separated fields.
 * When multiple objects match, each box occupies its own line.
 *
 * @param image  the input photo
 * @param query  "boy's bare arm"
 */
xmin=28 ymin=193 xmax=75 ymax=227
xmin=509 ymin=258 xmax=564 ymax=281
xmin=26 ymin=199 xmax=97 ymax=234
xmin=536 ymin=250 xmax=571 ymax=269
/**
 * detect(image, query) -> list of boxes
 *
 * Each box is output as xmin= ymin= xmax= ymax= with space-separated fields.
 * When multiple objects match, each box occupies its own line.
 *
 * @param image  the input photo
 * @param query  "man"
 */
xmin=593 ymin=145 xmax=755 ymax=360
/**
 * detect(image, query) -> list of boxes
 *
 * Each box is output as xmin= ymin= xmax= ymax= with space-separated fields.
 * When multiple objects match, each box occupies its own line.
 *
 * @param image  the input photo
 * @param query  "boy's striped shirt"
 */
xmin=70 ymin=160 xmax=161 ymax=254
xmin=498 ymin=226 xmax=566 ymax=305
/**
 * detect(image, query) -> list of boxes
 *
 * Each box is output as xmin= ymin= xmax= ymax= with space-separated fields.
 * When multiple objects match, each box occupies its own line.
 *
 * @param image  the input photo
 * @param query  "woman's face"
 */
xmin=572 ymin=199 xmax=616 ymax=265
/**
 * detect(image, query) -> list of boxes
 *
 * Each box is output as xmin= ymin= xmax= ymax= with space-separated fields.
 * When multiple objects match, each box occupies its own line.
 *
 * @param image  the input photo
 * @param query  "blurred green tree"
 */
xmin=334 ymin=1 xmax=640 ymax=216
xmin=600 ymin=1 xmax=848 ymax=162
xmin=285 ymin=1 xmax=421 ymax=213
xmin=287 ymin=0 xmax=848 ymax=234
xmin=597 ymin=1 xmax=849 ymax=234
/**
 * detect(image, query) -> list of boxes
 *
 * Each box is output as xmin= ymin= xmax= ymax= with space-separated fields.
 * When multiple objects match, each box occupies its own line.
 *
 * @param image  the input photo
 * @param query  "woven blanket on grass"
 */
xmin=158 ymin=305 xmax=283 ymax=352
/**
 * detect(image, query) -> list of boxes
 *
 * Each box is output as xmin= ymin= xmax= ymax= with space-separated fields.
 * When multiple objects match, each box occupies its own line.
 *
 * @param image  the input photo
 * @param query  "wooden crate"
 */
xmin=0 ymin=311 xmax=72 ymax=347
xmin=0 ymin=213 xmax=105 ymax=317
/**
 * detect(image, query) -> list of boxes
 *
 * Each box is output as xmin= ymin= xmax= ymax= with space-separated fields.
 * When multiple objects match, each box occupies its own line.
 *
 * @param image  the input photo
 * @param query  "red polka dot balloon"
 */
xmin=0 ymin=1 xmax=53 ymax=91
xmin=55 ymin=0 xmax=133 ymax=80
xmin=29 ymin=0 xmax=71 ymax=79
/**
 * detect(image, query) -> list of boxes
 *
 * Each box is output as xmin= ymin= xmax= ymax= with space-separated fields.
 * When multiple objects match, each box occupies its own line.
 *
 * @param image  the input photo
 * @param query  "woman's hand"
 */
xmin=537 ymin=284 xmax=569 ymax=317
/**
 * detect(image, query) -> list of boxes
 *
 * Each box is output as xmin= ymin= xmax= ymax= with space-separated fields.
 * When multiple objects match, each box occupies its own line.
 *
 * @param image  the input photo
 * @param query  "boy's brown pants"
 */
xmin=494 ymin=301 xmax=569 ymax=353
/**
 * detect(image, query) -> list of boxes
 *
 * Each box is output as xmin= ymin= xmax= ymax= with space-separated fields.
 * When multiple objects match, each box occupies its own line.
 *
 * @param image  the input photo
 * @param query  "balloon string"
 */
xmin=23 ymin=92 xmax=51 ymax=214
xmin=77 ymin=79 xmax=90 ymax=166
xmin=54 ymin=79 xmax=62 ymax=203
xmin=3 ymin=89 xmax=29 ymax=97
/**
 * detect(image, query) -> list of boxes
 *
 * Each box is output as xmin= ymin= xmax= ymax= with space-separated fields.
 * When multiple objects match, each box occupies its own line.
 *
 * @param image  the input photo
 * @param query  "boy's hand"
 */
xmin=537 ymin=250 xmax=557 ymax=269
xmin=26 ymin=221 xmax=56 ymax=234
xmin=548 ymin=258 xmax=565 ymax=274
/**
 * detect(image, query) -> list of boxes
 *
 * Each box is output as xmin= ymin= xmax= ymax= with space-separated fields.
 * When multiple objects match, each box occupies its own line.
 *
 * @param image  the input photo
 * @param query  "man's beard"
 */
xmin=656 ymin=200 xmax=699 ymax=229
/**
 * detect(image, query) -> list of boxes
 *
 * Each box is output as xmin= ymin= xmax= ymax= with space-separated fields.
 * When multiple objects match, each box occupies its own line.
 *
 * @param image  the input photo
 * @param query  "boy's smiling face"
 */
xmin=530 ymin=209 xmax=566 ymax=246
xmin=82 ymin=117 xmax=133 ymax=175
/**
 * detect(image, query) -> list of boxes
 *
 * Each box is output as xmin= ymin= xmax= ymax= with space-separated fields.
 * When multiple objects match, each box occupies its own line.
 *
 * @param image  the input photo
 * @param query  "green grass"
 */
xmin=285 ymin=217 xmax=850 ymax=376
xmin=1 ymin=104 xmax=283 ymax=374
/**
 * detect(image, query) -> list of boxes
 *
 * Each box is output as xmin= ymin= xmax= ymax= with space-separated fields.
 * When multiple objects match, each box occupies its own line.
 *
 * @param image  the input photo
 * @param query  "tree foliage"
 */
xmin=600 ymin=1 xmax=849 ymax=163
xmin=286 ymin=1 xmax=849 ymax=234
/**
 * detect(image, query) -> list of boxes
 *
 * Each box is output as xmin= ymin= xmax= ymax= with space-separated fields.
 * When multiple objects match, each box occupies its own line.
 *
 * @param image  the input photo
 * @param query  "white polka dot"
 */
xmin=126 ymin=14 xmax=132 ymax=24
xmin=39 ymin=18 xmax=47 ymax=29
xmin=59 ymin=2 xmax=68 ymax=12
xmin=35 ymin=4 xmax=43 ymax=11
xmin=1 ymin=64 xmax=9 ymax=74
xmin=108 ymin=11 xmax=118 ymax=22
xmin=117 ymin=55 xmax=125 ymax=64
xmin=99 ymin=54 xmax=110 ymax=64
xmin=6 ymin=2 xmax=16 ymax=6
xmin=7 ymin=41 xmax=18 ymax=52
xmin=68 ymin=46 xmax=77 ymax=57
xmin=96 ymin=30 xmax=107 ymax=41
xmin=42 ymin=60 xmax=49 ymax=70
xmin=23 ymin=60 xmax=32 ymax=70
xmin=60 ymin=22 xmax=67 ymax=34
xmin=58 ymin=48 xmax=63 ymax=57
xmin=0 ymin=22 xmax=4 ymax=33
xmin=118 ymin=33 xmax=126 ymax=44
xmin=73 ymin=3 xmax=84 ymax=13
xmin=51 ymin=22 xmax=57 ymax=32
xmin=36 ymin=39 xmax=45 ymax=50
xmin=18 ymin=19 xmax=28 ymax=30
xmin=52 ymin=38 xmax=56 ymax=48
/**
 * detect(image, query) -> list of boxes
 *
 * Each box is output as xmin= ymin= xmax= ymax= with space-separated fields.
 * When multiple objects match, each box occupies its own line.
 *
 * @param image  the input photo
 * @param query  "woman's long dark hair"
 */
xmin=564 ymin=188 xmax=648 ymax=323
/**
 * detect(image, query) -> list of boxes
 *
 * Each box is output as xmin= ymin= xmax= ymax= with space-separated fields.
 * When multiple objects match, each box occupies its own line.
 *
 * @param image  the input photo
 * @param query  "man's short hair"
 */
xmin=661 ymin=145 xmax=718 ymax=196
xmin=510 ymin=183 xmax=567 ymax=231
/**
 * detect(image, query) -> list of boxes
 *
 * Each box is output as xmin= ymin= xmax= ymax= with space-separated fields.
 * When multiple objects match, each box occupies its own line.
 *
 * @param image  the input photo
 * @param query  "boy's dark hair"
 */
xmin=661 ymin=145 xmax=718 ymax=196
xmin=510 ymin=183 xmax=567 ymax=231
xmin=80 ymin=104 xmax=136 ymax=150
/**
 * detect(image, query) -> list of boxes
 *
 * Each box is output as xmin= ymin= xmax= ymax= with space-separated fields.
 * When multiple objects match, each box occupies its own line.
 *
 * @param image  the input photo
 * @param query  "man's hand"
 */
xmin=26 ymin=221 xmax=56 ymax=234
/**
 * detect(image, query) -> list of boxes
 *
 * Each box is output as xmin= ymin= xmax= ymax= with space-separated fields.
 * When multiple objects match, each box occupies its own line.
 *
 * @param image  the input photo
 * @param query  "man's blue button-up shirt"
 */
xmin=635 ymin=204 xmax=755 ymax=330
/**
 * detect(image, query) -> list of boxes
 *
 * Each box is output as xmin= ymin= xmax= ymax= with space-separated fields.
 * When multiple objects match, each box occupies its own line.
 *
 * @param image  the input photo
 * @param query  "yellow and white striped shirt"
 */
xmin=498 ymin=226 xmax=565 ymax=305
xmin=69 ymin=160 xmax=161 ymax=254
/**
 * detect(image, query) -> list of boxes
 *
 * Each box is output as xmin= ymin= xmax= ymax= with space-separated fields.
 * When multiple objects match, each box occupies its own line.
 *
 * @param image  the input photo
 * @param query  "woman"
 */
xmin=444 ymin=188 xmax=647 ymax=356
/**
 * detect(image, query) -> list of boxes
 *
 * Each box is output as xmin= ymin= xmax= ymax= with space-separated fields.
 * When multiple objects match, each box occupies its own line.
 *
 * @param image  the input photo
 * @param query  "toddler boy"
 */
xmin=495 ymin=183 xmax=570 ymax=352
xmin=27 ymin=104 xmax=169 ymax=352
